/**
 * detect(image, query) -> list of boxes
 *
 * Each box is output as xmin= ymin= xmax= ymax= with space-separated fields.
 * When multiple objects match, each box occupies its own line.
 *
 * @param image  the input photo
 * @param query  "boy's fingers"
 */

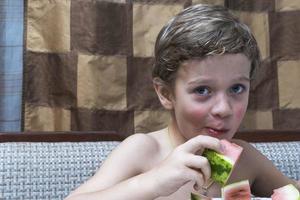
xmin=186 ymin=169 xmax=204 ymax=190
xmin=185 ymin=155 xmax=211 ymax=182
xmin=180 ymin=135 xmax=222 ymax=154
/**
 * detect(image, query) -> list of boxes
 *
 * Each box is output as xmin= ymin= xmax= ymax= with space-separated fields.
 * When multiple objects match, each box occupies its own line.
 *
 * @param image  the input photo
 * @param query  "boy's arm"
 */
xmin=297 ymin=180 xmax=300 ymax=189
xmin=65 ymin=134 xmax=161 ymax=200
xmin=65 ymin=171 xmax=159 ymax=200
xmin=238 ymin=140 xmax=299 ymax=197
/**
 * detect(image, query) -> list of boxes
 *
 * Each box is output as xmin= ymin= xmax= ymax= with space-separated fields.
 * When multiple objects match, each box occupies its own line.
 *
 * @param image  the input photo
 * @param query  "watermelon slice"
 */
xmin=190 ymin=193 xmax=202 ymax=200
xmin=221 ymin=180 xmax=251 ymax=200
xmin=190 ymin=193 xmax=212 ymax=200
xmin=202 ymin=140 xmax=243 ymax=185
xmin=271 ymin=184 xmax=300 ymax=200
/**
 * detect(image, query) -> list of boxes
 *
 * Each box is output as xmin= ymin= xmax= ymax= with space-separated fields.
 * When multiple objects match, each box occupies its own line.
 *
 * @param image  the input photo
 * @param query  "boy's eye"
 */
xmin=230 ymin=84 xmax=246 ymax=94
xmin=194 ymin=86 xmax=211 ymax=96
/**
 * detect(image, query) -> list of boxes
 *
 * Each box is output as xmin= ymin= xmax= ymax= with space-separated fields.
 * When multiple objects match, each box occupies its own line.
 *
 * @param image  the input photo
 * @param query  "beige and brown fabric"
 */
xmin=23 ymin=0 xmax=300 ymax=136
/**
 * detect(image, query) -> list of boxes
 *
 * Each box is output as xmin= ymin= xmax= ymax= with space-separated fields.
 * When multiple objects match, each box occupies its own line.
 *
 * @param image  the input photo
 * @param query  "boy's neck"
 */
xmin=168 ymin=119 xmax=187 ymax=147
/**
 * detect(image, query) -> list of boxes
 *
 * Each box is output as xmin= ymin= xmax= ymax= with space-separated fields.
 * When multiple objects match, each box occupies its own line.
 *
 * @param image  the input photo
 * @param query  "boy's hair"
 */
xmin=152 ymin=4 xmax=260 ymax=84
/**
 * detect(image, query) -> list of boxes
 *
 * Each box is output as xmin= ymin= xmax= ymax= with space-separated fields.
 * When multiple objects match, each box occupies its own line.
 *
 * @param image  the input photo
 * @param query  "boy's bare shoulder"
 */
xmin=68 ymin=132 xmax=168 ymax=195
xmin=97 ymin=133 xmax=161 ymax=173
xmin=120 ymin=133 xmax=160 ymax=155
xmin=118 ymin=129 xmax=168 ymax=158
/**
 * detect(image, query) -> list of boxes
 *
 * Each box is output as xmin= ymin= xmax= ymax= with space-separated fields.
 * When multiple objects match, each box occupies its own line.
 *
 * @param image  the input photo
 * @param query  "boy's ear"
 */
xmin=153 ymin=77 xmax=174 ymax=110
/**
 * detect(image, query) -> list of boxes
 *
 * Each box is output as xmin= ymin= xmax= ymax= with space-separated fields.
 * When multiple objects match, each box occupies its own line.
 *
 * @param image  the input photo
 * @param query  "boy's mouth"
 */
xmin=205 ymin=127 xmax=229 ymax=137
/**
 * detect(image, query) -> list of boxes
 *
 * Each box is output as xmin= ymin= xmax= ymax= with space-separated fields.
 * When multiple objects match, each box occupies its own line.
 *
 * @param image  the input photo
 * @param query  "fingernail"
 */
xmin=220 ymin=144 xmax=226 ymax=153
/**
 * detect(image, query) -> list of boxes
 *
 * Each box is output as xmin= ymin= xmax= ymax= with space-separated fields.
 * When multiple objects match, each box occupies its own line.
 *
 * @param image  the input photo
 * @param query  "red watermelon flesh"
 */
xmin=221 ymin=180 xmax=251 ymax=200
xmin=271 ymin=184 xmax=300 ymax=200
xmin=220 ymin=140 xmax=242 ymax=164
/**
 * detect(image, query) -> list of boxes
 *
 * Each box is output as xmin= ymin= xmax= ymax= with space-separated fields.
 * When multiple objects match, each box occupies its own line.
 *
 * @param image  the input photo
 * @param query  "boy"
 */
xmin=66 ymin=4 xmax=299 ymax=199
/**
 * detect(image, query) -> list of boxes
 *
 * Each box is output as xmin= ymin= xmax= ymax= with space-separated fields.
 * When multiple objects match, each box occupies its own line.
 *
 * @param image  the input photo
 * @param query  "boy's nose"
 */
xmin=211 ymin=94 xmax=233 ymax=118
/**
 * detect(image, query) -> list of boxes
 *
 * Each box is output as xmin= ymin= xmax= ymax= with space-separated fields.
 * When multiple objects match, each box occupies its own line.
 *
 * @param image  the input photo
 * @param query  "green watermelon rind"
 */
xmin=190 ymin=193 xmax=202 ymax=200
xmin=191 ymin=193 xmax=201 ymax=200
xmin=203 ymin=149 xmax=233 ymax=185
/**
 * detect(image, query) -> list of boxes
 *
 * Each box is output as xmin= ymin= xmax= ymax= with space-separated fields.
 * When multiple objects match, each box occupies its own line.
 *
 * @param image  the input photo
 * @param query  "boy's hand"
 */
xmin=149 ymin=135 xmax=223 ymax=197
xmin=296 ymin=180 xmax=300 ymax=190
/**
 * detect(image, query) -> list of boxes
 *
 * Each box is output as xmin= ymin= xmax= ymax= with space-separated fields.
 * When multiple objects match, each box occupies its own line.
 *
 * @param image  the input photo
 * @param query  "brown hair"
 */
xmin=152 ymin=4 xmax=260 ymax=85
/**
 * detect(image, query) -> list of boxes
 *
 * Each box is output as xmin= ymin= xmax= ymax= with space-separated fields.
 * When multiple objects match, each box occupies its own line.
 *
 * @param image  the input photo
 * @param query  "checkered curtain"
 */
xmin=23 ymin=0 xmax=300 ymax=136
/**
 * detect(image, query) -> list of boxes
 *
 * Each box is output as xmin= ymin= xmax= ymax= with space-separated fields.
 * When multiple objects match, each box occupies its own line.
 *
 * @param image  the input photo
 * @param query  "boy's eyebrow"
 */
xmin=236 ymin=76 xmax=251 ymax=82
xmin=187 ymin=78 xmax=214 ymax=86
xmin=235 ymin=76 xmax=251 ymax=82
xmin=187 ymin=76 xmax=250 ymax=85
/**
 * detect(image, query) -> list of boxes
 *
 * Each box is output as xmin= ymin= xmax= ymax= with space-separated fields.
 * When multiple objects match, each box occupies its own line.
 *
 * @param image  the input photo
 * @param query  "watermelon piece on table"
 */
xmin=221 ymin=180 xmax=251 ymax=200
xmin=202 ymin=140 xmax=243 ymax=185
xmin=271 ymin=184 xmax=300 ymax=200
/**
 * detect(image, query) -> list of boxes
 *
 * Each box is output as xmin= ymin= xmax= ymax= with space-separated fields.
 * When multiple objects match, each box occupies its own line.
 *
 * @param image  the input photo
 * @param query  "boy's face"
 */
xmin=170 ymin=53 xmax=251 ymax=140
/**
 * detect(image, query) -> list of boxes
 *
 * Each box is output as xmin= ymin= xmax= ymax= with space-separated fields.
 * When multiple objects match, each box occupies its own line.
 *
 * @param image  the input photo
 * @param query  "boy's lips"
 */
xmin=205 ymin=127 xmax=229 ymax=137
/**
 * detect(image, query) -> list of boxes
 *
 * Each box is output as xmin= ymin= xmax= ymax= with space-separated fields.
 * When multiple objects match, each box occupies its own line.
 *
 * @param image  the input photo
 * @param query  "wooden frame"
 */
xmin=0 ymin=131 xmax=124 ymax=142
xmin=0 ymin=130 xmax=300 ymax=143
xmin=234 ymin=129 xmax=300 ymax=142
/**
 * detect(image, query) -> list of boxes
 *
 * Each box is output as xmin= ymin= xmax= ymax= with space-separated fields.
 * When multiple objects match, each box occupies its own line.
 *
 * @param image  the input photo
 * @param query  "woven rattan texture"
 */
xmin=252 ymin=142 xmax=300 ymax=180
xmin=0 ymin=141 xmax=120 ymax=200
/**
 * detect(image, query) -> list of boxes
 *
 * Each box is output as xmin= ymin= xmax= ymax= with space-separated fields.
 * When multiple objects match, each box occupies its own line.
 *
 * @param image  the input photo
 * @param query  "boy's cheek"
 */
xmin=235 ymin=105 xmax=248 ymax=122
xmin=185 ymin=107 xmax=207 ymax=122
